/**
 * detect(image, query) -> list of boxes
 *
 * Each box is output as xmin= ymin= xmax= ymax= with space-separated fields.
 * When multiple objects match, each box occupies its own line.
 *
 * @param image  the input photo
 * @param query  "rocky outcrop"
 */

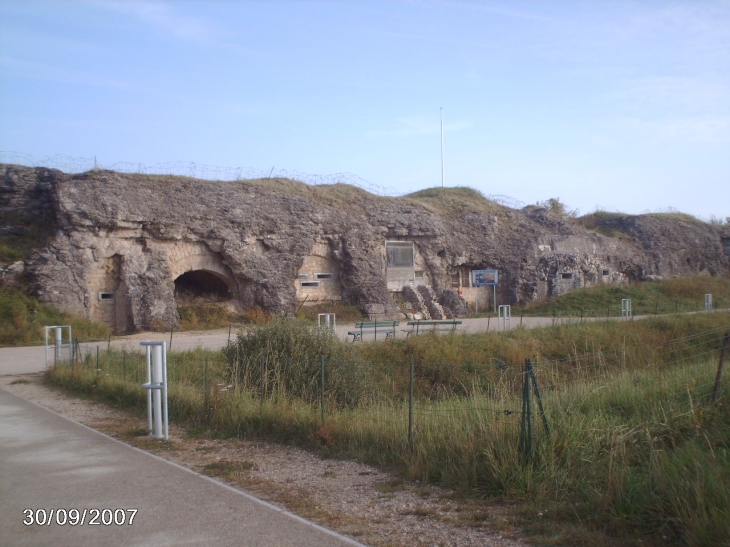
xmin=1 ymin=164 xmax=727 ymax=332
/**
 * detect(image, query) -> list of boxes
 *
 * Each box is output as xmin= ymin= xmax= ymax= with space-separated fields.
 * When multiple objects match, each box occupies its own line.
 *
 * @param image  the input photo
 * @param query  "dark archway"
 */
xmin=174 ymin=270 xmax=232 ymax=302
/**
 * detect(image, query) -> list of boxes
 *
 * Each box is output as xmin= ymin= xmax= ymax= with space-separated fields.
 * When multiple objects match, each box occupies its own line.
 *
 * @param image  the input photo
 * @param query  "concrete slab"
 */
xmin=0 ymin=388 xmax=364 ymax=547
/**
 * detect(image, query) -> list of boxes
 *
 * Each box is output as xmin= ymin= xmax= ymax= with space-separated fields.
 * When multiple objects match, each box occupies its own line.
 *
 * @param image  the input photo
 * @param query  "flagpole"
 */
xmin=440 ymin=107 xmax=445 ymax=188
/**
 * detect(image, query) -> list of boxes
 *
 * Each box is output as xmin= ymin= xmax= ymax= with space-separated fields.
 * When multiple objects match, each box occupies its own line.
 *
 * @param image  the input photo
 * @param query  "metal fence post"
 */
xmin=712 ymin=332 xmax=730 ymax=403
xmin=518 ymin=358 xmax=532 ymax=462
xmin=408 ymin=360 xmax=414 ymax=445
xmin=320 ymin=355 xmax=326 ymax=426
xmin=528 ymin=359 xmax=550 ymax=439
xmin=204 ymin=356 xmax=209 ymax=421
xmin=260 ymin=356 xmax=265 ymax=406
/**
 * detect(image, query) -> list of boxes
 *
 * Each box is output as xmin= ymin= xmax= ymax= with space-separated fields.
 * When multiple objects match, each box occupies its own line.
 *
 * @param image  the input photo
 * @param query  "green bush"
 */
xmin=223 ymin=317 xmax=372 ymax=407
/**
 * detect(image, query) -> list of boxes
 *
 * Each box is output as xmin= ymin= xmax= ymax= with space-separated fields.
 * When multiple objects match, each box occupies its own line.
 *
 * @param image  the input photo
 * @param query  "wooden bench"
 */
xmin=348 ymin=321 xmax=400 ymax=342
xmin=402 ymin=320 xmax=462 ymax=337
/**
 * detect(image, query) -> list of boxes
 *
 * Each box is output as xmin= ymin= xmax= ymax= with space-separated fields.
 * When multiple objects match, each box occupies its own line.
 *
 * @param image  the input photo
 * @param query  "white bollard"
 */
xmin=622 ymin=299 xmax=632 ymax=320
xmin=44 ymin=325 xmax=72 ymax=367
xmin=318 ymin=313 xmax=336 ymax=332
xmin=141 ymin=341 xmax=169 ymax=440
xmin=55 ymin=327 xmax=62 ymax=363
xmin=498 ymin=305 xmax=511 ymax=331
xmin=152 ymin=344 xmax=163 ymax=438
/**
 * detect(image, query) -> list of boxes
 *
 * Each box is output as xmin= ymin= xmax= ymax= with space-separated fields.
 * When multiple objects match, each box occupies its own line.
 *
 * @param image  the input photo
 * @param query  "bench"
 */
xmin=402 ymin=320 xmax=462 ymax=337
xmin=348 ymin=321 xmax=400 ymax=342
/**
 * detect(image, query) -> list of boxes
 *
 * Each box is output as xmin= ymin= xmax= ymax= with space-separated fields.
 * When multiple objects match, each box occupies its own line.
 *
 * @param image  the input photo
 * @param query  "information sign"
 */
xmin=472 ymin=269 xmax=498 ymax=286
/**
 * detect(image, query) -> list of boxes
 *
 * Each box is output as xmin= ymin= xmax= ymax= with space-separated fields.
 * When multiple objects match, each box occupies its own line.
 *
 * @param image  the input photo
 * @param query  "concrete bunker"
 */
xmin=88 ymin=254 xmax=130 ymax=335
xmin=174 ymin=270 xmax=233 ymax=302
xmin=167 ymin=242 xmax=240 ymax=311
xmin=296 ymin=245 xmax=342 ymax=304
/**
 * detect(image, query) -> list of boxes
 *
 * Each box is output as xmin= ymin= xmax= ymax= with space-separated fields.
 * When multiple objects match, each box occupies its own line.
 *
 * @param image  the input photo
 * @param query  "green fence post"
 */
xmin=204 ymin=356 xmax=209 ymax=421
xmin=518 ymin=358 xmax=532 ymax=463
xmin=528 ymin=359 xmax=550 ymax=439
xmin=260 ymin=356 xmax=265 ymax=406
xmin=408 ymin=360 xmax=414 ymax=445
xmin=320 ymin=355 xmax=326 ymax=426
xmin=122 ymin=349 xmax=126 ymax=382
xmin=712 ymin=332 xmax=730 ymax=404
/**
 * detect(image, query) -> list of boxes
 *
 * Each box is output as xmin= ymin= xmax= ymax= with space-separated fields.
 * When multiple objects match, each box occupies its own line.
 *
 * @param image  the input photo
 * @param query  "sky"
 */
xmin=1 ymin=0 xmax=729 ymax=219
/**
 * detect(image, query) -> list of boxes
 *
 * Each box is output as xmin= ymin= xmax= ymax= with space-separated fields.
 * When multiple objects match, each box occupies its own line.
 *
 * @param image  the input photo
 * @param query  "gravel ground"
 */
xmin=2 ymin=374 xmax=529 ymax=547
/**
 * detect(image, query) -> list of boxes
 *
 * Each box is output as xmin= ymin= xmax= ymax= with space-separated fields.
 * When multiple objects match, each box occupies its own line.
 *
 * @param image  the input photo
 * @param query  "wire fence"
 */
xmin=479 ymin=300 xmax=726 ymax=324
xmin=57 ymin=325 xmax=730 ymax=460
xmin=0 ymin=150 xmax=526 ymax=208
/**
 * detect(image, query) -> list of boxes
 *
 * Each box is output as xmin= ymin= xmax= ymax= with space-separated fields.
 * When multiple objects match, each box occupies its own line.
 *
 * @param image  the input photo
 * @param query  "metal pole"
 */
xmin=712 ymin=332 xmax=730 ymax=403
xmin=162 ymin=342 xmax=169 ymax=440
xmin=204 ymin=357 xmax=209 ymax=420
xmin=169 ymin=325 xmax=173 ymax=350
xmin=320 ymin=354 xmax=326 ymax=426
xmin=151 ymin=344 xmax=164 ymax=438
xmin=440 ymin=107 xmax=444 ymax=188
xmin=260 ymin=356 xmax=265 ymax=406
xmin=408 ymin=360 xmax=414 ymax=444
xmin=528 ymin=360 xmax=549 ymax=438
xmin=146 ymin=345 xmax=152 ymax=432
xmin=55 ymin=327 xmax=62 ymax=364
xmin=493 ymin=285 xmax=496 ymax=314
xmin=518 ymin=359 xmax=532 ymax=462
xmin=526 ymin=364 xmax=532 ymax=461
xmin=122 ymin=350 xmax=126 ymax=382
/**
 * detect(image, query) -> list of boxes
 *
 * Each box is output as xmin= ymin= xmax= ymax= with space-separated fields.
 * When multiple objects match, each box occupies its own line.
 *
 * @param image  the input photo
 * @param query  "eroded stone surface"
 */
xmin=2 ymin=164 xmax=728 ymax=332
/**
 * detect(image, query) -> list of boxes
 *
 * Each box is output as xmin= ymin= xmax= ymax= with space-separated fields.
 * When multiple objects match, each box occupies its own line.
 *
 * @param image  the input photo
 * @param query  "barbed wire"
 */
xmin=0 ymin=150 xmax=526 ymax=208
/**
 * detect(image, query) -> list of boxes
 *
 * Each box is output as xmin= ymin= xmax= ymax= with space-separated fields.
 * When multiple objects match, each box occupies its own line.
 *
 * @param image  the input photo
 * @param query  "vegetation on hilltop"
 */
xmin=403 ymin=186 xmax=505 ymax=218
xmin=518 ymin=276 xmax=730 ymax=317
xmin=0 ymin=208 xmax=55 ymax=263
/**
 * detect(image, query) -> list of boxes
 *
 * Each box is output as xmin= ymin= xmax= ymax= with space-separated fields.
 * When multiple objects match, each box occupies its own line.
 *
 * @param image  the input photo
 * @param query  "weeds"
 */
xmin=46 ymin=312 xmax=730 ymax=546
xmin=0 ymin=286 xmax=109 ymax=347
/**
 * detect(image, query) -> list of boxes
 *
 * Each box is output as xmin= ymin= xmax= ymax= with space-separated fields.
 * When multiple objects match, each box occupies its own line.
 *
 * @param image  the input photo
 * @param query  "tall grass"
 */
xmin=518 ymin=276 xmax=730 ymax=317
xmin=47 ymin=313 xmax=730 ymax=546
xmin=0 ymin=286 xmax=109 ymax=347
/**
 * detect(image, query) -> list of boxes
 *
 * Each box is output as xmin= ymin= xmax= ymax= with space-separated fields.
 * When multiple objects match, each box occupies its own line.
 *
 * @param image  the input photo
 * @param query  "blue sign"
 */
xmin=472 ymin=269 xmax=498 ymax=286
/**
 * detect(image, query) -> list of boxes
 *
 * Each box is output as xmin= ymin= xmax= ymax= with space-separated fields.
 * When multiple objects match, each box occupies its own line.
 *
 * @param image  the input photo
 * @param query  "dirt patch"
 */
xmin=1 ymin=374 xmax=527 ymax=547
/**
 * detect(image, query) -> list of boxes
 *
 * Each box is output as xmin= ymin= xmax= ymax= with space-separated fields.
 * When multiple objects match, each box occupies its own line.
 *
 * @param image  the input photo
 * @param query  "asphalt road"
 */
xmin=0 ymin=387 xmax=364 ymax=547
xmin=0 ymin=315 xmax=561 ymax=376
xmin=2 ymin=311 xmax=723 ymax=377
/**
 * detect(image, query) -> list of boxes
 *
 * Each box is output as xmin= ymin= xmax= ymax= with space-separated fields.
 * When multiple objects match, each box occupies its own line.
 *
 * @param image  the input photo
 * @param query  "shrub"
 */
xmin=223 ymin=317 xmax=372 ymax=407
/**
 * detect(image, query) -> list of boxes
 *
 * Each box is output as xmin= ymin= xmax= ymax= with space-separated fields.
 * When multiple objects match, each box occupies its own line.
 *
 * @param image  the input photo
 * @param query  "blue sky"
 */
xmin=1 ymin=1 xmax=728 ymax=218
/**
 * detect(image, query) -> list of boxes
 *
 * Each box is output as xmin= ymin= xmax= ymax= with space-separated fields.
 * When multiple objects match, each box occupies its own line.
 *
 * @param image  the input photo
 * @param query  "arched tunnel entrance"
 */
xmin=174 ymin=270 xmax=233 ymax=303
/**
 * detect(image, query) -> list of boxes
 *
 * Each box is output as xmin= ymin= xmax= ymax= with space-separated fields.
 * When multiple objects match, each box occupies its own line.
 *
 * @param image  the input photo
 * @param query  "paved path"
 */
xmin=0 ymin=317 xmax=562 ymax=375
xmin=2 ymin=311 xmax=725 ymax=377
xmin=0 ymin=387 xmax=363 ymax=547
